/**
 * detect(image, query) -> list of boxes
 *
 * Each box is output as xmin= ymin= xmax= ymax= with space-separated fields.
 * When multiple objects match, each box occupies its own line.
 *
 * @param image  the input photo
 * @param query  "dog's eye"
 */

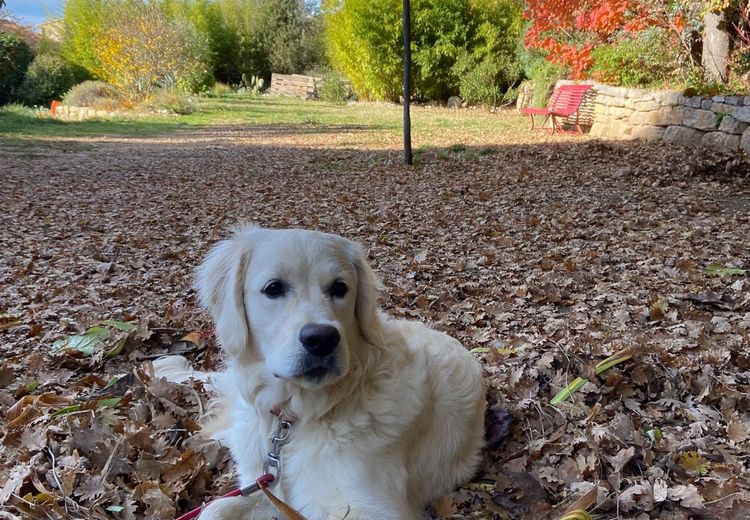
xmin=262 ymin=280 xmax=286 ymax=299
xmin=329 ymin=280 xmax=348 ymax=299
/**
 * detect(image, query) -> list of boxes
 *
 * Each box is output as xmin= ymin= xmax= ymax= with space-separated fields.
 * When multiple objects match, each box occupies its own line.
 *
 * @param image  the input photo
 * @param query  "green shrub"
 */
xmin=590 ymin=30 xmax=677 ymax=88
xmin=0 ymin=33 xmax=34 ymax=105
xmin=323 ymin=0 xmax=524 ymax=102
xmin=208 ymin=82 xmax=233 ymax=96
xmin=316 ymin=69 xmax=350 ymax=104
xmin=516 ymin=28 xmax=567 ymax=107
xmin=63 ymin=80 xmax=123 ymax=110
xmin=453 ymin=52 xmax=521 ymax=106
xmin=20 ymin=54 xmax=77 ymax=106
xmin=528 ymin=59 xmax=566 ymax=107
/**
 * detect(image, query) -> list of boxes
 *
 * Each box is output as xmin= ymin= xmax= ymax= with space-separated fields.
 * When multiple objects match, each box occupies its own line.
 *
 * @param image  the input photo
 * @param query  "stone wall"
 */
xmin=572 ymin=80 xmax=750 ymax=154
xmin=52 ymin=105 xmax=119 ymax=121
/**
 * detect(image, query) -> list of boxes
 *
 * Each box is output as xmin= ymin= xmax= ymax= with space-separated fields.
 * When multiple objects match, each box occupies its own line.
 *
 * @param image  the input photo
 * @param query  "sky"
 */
xmin=4 ymin=0 xmax=65 ymax=26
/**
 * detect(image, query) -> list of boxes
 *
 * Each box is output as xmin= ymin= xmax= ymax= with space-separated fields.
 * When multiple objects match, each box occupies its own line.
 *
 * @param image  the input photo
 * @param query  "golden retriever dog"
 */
xmin=156 ymin=227 xmax=486 ymax=519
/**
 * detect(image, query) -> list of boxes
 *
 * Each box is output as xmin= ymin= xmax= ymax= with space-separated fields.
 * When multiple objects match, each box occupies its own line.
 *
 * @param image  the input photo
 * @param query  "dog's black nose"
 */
xmin=299 ymin=324 xmax=340 ymax=357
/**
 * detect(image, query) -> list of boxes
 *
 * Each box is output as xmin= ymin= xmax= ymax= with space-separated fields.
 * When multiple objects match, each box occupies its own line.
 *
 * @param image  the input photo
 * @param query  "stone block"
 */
xmin=608 ymin=106 xmax=634 ymax=119
xmin=594 ymin=104 xmax=609 ymax=116
xmin=683 ymin=108 xmax=719 ymax=130
xmin=624 ymin=100 xmax=637 ymax=110
xmin=713 ymin=95 xmax=726 ymax=103
xmin=663 ymin=92 xmax=686 ymax=106
xmin=686 ymin=97 xmax=703 ymax=109
xmin=595 ymin=84 xmax=622 ymax=97
xmin=718 ymin=115 xmax=749 ymax=134
xmin=733 ymin=106 xmax=750 ymax=123
xmin=664 ymin=126 xmax=705 ymax=147
xmin=711 ymin=102 xmax=736 ymax=115
xmin=625 ymin=87 xmax=648 ymax=99
xmin=742 ymin=128 xmax=750 ymax=154
xmin=635 ymin=100 xmax=661 ymax=111
xmin=631 ymin=125 xmax=666 ymax=142
xmin=701 ymin=99 xmax=713 ymax=110
xmin=590 ymin=119 xmax=634 ymax=139
xmin=702 ymin=132 xmax=740 ymax=151
xmin=629 ymin=107 xmax=683 ymax=126
xmin=744 ymin=96 xmax=750 ymax=106
xmin=660 ymin=106 xmax=685 ymax=126
xmin=726 ymin=96 xmax=742 ymax=105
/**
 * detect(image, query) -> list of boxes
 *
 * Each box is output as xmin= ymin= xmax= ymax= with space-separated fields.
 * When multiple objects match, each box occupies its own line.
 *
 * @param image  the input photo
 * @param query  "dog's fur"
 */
xmin=156 ymin=227 xmax=486 ymax=519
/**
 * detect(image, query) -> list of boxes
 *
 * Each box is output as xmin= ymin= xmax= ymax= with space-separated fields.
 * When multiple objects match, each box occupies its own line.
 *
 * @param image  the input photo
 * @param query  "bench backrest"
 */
xmin=547 ymin=84 xmax=593 ymax=115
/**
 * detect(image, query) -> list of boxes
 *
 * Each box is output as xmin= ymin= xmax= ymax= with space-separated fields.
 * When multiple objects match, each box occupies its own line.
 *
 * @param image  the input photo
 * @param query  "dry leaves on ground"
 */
xmin=1 ymin=107 xmax=750 ymax=519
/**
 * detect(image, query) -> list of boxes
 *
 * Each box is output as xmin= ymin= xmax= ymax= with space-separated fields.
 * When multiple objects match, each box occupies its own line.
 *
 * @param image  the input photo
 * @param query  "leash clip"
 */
xmin=262 ymin=413 xmax=293 ymax=487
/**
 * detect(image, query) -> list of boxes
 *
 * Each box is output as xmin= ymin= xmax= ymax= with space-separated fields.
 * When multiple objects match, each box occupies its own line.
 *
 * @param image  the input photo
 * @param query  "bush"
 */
xmin=589 ymin=30 xmax=677 ymax=88
xmin=323 ymin=0 xmax=524 ymax=102
xmin=0 ymin=33 xmax=34 ymax=105
xmin=453 ymin=52 xmax=521 ymax=106
xmin=208 ymin=82 xmax=233 ymax=96
xmin=515 ymin=28 xmax=567 ymax=107
xmin=523 ymin=57 xmax=566 ymax=107
xmin=316 ymin=69 xmax=350 ymax=104
xmin=20 ymin=54 xmax=77 ymax=106
xmin=63 ymin=80 xmax=123 ymax=110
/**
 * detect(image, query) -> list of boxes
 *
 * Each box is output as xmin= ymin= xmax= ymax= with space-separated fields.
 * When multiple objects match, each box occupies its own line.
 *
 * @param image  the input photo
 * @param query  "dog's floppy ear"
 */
xmin=346 ymin=241 xmax=383 ymax=347
xmin=196 ymin=230 xmax=253 ymax=359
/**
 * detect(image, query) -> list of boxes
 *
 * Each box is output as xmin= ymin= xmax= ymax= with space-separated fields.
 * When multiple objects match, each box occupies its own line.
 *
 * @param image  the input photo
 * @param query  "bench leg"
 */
xmin=550 ymin=115 xmax=560 ymax=134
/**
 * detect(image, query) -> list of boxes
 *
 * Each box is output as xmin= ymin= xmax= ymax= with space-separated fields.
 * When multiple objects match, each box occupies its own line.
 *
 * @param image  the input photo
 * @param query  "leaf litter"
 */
xmin=1 ymin=108 xmax=750 ymax=519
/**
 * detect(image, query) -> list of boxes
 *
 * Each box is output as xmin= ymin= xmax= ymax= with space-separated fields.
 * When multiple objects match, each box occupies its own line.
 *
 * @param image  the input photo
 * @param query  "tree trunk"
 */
xmin=702 ymin=11 xmax=731 ymax=83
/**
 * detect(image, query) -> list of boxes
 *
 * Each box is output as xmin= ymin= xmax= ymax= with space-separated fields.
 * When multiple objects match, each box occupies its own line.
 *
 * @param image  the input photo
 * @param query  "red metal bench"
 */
xmin=521 ymin=84 xmax=593 ymax=134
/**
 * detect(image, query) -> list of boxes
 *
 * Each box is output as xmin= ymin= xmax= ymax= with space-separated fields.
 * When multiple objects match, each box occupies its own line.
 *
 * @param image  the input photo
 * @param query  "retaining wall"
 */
xmin=52 ymin=105 xmax=118 ymax=121
xmin=556 ymin=80 xmax=750 ymax=154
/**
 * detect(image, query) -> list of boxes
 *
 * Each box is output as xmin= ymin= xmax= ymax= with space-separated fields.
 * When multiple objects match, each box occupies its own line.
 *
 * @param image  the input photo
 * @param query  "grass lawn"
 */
xmin=0 ymin=94 xmax=534 ymax=150
xmin=2 ymin=93 xmax=749 ymax=519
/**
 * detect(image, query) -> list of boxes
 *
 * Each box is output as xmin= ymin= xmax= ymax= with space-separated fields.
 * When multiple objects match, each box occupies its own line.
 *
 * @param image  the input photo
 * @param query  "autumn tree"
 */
xmin=524 ymin=0 xmax=690 ymax=79
xmin=93 ymin=1 xmax=210 ymax=99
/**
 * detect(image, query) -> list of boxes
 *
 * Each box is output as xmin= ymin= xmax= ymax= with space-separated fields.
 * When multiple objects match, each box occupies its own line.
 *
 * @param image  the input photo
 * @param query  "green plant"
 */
xmin=140 ymin=89 xmax=196 ymax=115
xmin=316 ymin=68 xmax=350 ymax=104
xmin=209 ymin=82 xmax=233 ymax=96
xmin=20 ymin=54 xmax=77 ymax=106
xmin=589 ymin=30 xmax=677 ymax=88
xmin=453 ymin=52 xmax=520 ymax=106
xmin=63 ymin=80 xmax=123 ymax=110
xmin=0 ymin=33 xmax=34 ymax=105
xmin=526 ymin=57 xmax=566 ymax=107
xmin=323 ymin=0 xmax=524 ymax=102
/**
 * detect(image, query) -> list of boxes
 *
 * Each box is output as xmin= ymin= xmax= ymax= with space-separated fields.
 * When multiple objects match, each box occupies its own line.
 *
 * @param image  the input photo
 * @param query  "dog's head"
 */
xmin=196 ymin=227 xmax=381 ymax=389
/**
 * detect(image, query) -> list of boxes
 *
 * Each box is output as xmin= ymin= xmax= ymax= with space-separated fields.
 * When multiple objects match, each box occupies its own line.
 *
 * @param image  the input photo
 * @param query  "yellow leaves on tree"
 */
xmin=92 ymin=2 xmax=208 ymax=100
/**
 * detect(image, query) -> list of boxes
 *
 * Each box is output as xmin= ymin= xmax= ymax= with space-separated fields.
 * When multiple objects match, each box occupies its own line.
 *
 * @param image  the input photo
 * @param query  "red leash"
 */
xmin=175 ymin=473 xmax=276 ymax=520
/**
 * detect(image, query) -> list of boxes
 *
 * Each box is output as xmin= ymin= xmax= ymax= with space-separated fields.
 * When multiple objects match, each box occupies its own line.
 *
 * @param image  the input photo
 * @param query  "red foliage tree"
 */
xmin=524 ymin=0 xmax=686 ymax=79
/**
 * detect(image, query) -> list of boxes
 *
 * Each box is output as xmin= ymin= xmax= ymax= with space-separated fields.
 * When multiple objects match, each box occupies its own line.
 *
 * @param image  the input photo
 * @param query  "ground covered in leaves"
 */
xmin=1 ymin=98 xmax=750 ymax=520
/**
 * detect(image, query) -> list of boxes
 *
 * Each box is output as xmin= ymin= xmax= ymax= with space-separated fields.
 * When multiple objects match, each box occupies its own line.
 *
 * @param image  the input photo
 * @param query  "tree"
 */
xmin=523 ymin=0 xmax=690 ymax=79
xmin=61 ymin=0 xmax=107 ymax=75
xmin=0 ymin=32 xmax=34 ymax=104
xmin=93 ymin=1 xmax=210 ymax=99
xmin=323 ymin=0 xmax=523 ymax=101
xmin=20 ymin=54 xmax=77 ymax=106
xmin=323 ymin=0 xmax=403 ymax=101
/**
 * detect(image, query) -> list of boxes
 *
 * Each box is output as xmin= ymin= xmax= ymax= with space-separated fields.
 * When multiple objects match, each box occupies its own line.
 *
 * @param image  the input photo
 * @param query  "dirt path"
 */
xmin=1 ymin=119 xmax=750 ymax=519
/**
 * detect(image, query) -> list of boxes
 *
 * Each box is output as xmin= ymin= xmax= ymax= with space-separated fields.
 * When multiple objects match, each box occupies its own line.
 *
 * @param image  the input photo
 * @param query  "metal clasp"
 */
xmin=262 ymin=414 xmax=293 ymax=488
